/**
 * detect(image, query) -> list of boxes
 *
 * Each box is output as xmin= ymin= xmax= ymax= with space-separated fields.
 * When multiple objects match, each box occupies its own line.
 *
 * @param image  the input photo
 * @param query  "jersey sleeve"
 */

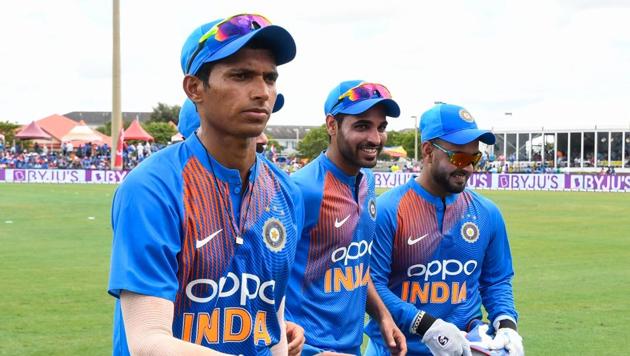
xmin=371 ymin=192 xmax=422 ymax=333
xmin=108 ymin=169 xmax=183 ymax=302
xmin=478 ymin=203 xmax=518 ymax=324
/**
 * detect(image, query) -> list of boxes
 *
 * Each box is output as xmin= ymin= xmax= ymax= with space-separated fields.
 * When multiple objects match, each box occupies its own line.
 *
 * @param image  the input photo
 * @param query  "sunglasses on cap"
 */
xmin=330 ymin=82 xmax=392 ymax=113
xmin=431 ymin=142 xmax=482 ymax=168
xmin=185 ymin=14 xmax=273 ymax=74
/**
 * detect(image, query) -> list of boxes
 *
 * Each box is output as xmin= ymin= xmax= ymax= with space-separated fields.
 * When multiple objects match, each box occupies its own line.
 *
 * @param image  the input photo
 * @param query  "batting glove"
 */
xmin=488 ymin=328 xmax=523 ymax=356
xmin=421 ymin=318 xmax=472 ymax=356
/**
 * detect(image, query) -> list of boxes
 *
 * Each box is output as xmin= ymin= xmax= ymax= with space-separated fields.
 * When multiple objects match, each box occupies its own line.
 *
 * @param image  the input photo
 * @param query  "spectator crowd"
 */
xmin=0 ymin=141 xmax=164 ymax=170
xmin=1 ymin=140 xmax=622 ymax=175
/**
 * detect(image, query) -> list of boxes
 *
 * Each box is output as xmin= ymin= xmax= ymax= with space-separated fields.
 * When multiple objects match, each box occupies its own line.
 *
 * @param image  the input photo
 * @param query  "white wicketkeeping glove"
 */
xmin=487 ymin=328 xmax=524 ymax=356
xmin=421 ymin=319 xmax=472 ymax=356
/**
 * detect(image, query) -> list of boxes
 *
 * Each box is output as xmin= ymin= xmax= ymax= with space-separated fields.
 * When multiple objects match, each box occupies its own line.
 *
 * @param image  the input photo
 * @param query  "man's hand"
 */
xmin=378 ymin=314 xmax=407 ymax=355
xmin=488 ymin=328 xmax=523 ymax=356
xmin=365 ymin=278 xmax=407 ymax=355
xmin=421 ymin=319 xmax=472 ymax=356
xmin=285 ymin=321 xmax=305 ymax=356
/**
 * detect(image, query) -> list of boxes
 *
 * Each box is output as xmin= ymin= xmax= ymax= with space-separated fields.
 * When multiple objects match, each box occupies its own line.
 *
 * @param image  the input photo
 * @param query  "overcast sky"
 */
xmin=1 ymin=0 xmax=630 ymax=131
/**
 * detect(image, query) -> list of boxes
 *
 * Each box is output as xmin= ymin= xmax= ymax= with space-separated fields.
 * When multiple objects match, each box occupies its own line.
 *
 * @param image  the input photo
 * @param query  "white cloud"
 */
xmin=1 ymin=0 xmax=629 ymax=133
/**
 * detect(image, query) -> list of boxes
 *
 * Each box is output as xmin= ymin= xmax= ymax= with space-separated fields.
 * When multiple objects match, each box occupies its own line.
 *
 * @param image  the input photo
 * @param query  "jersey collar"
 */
xmin=318 ymin=151 xmax=363 ymax=187
xmin=409 ymin=178 xmax=459 ymax=206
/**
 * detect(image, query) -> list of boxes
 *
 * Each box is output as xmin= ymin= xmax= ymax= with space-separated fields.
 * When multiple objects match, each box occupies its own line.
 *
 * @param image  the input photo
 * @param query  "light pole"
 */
xmin=294 ymin=128 xmax=300 ymax=151
xmin=111 ymin=0 xmax=122 ymax=170
xmin=412 ymin=115 xmax=418 ymax=162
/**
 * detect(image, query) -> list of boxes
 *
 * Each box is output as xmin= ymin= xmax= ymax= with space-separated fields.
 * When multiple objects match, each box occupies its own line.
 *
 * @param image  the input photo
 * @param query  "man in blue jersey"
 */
xmin=175 ymin=97 xmax=306 ymax=355
xmin=286 ymin=80 xmax=407 ymax=355
xmin=108 ymin=14 xmax=305 ymax=355
xmin=365 ymin=103 xmax=524 ymax=356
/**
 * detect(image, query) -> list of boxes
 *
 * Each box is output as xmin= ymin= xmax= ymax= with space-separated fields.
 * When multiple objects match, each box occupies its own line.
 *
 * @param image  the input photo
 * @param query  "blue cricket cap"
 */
xmin=178 ymin=99 xmax=199 ymax=138
xmin=420 ymin=103 xmax=495 ymax=145
xmin=324 ymin=80 xmax=401 ymax=117
xmin=178 ymin=96 xmax=284 ymax=138
xmin=181 ymin=14 xmax=296 ymax=76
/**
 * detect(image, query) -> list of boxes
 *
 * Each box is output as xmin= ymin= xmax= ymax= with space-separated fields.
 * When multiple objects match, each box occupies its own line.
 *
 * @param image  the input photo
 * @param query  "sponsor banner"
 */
xmin=0 ymin=169 xmax=627 ymax=191
xmin=86 ymin=170 xmax=129 ymax=184
xmin=493 ymin=174 xmax=564 ymax=190
xmin=373 ymin=172 xmax=495 ymax=189
xmin=373 ymin=172 xmax=416 ymax=188
xmin=568 ymin=174 xmax=630 ymax=192
xmin=0 ymin=169 xmax=129 ymax=184
xmin=8 ymin=169 xmax=86 ymax=183
xmin=373 ymin=172 xmax=630 ymax=192
xmin=467 ymin=173 xmax=493 ymax=189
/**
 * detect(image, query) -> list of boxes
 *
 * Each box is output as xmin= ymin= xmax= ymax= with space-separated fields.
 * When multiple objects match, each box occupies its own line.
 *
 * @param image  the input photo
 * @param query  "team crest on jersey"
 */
xmin=368 ymin=198 xmax=377 ymax=220
xmin=262 ymin=217 xmax=286 ymax=252
xmin=459 ymin=109 xmax=474 ymax=123
xmin=460 ymin=222 xmax=479 ymax=243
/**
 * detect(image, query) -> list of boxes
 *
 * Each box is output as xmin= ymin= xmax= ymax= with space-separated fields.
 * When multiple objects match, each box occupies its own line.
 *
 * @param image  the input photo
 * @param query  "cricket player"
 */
xmin=365 ymin=103 xmax=523 ymax=356
xmin=286 ymin=80 xmax=407 ymax=355
xmin=108 ymin=14 xmax=304 ymax=355
xmin=176 ymin=97 xmax=305 ymax=355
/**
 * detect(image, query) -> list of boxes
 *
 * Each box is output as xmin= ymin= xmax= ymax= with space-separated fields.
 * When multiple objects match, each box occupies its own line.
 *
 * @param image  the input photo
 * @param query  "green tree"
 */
xmin=265 ymin=133 xmax=285 ymax=154
xmin=0 ymin=121 xmax=21 ymax=145
xmin=396 ymin=129 xmax=417 ymax=159
xmin=150 ymin=103 xmax=181 ymax=124
xmin=143 ymin=122 xmax=177 ymax=145
xmin=385 ymin=129 xmax=417 ymax=159
xmin=95 ymin=120 xmax=131 ymax=136
xmin=386 ymin=130 xmax=403 ymax=146
xmin=297 ymin=124 xmax=329 ymax=161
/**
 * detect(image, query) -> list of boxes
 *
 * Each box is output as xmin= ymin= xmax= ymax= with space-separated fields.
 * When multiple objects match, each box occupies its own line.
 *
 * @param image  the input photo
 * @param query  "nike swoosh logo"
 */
xmin=334 ymin=215 xmax=351 ymax=228
xmin=196 ymin=229 xmax=223 ymax=249
xmin=407 ymin=234 xmax=428 ymax=245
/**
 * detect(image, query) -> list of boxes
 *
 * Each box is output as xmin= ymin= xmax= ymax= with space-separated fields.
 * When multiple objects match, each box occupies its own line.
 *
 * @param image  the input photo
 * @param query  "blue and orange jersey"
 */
xmin=365 ymin=178 xmax=517 ymax=355
xmin=108 ymin=134 xmax=304 ymax=356
xmin=285 ymin=152 xmax=377 ymax=354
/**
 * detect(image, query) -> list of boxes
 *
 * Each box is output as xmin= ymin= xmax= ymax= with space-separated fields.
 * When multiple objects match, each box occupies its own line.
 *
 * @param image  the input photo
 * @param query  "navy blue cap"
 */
xmin=420 ymin=103 xmax=495 ymax=145
xmin=178 ymin=95 xmax=284 ymax=138
xmin=181 ymin=15 xmax=296 ymax=76
xmin=324 ymin=80 xmax=400 ymax=117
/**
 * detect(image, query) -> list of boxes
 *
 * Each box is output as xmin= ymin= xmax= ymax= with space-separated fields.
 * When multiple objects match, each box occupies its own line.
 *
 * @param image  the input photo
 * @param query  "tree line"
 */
xmin=1 ymin=103 xmax=418 ymax=160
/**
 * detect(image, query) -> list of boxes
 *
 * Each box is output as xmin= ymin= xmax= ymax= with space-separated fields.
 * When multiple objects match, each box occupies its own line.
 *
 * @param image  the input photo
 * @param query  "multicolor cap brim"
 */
xmin=334 ymin=98 xmax=401 ymax=118
xmin=440 ymin=129 xmax=496 ymax=145
xmin=187 ymin=25 xmax=296 ymax=76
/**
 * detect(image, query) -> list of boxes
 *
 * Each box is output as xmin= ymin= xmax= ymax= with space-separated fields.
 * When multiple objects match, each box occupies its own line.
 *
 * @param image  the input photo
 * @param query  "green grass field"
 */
xmin=1 ymin=184 xmax=629 ymax=355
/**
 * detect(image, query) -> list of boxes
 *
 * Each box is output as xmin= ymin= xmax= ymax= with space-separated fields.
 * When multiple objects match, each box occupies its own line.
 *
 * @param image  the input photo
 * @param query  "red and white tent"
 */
xmin=124 ymin=119 xmax=153 ymax=141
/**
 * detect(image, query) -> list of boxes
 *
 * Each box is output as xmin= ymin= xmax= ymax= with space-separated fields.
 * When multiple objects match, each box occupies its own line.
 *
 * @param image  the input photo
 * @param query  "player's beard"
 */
xmin=431 ymin=165 xmax=470 ymax=194
xmin=336 ymin=129 xmax=383 ymax=169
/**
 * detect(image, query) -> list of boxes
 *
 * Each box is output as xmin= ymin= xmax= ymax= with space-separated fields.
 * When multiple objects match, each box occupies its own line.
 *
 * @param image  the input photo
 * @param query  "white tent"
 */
xmin=61 ymin=120 xmax=102 ymax=142
xmin=171 ymin=132 xmax=184 ymax=143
